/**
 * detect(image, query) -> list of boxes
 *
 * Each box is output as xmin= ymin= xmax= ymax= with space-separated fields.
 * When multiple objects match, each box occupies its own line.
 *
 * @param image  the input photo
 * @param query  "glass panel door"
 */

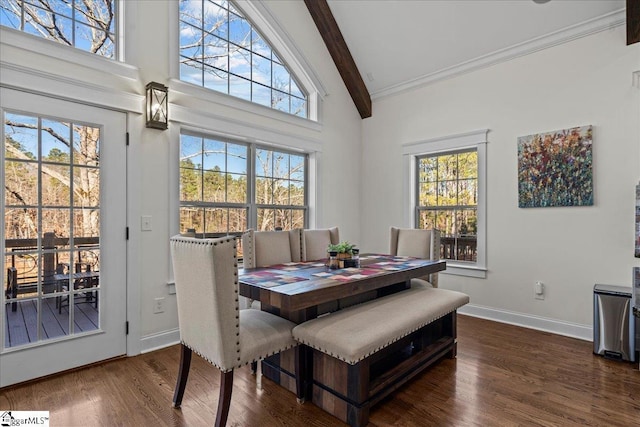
xmin=4 ymin=114 xmax=101 ymax=346
xmin=1 ymin=88 xmax=126 ymax=387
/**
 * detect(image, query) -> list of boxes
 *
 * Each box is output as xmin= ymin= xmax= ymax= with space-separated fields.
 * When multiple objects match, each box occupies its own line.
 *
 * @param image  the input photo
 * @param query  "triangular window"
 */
xmin=179 ymin=0 xmax=307 ymax=118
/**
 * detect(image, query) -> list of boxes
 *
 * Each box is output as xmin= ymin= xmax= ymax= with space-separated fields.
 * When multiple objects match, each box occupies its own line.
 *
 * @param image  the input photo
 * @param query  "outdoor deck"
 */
xmin=4 ymin=296 xmax=99 ymax=348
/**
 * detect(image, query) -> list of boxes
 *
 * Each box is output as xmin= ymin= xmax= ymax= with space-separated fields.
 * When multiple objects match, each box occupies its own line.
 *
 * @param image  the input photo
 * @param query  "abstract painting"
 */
xmin=518 ymin=125 xmax=593 ymax=208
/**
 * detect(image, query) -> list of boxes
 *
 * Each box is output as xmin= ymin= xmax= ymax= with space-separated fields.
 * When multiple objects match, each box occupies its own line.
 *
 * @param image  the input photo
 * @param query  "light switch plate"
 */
xmin=141 ymin=215 xmax=152 ymax=231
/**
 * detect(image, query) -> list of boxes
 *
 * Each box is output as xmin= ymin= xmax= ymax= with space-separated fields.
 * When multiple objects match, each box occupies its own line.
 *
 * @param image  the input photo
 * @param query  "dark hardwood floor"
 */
xmin=1 ymin=315 xmax=638 ymax=426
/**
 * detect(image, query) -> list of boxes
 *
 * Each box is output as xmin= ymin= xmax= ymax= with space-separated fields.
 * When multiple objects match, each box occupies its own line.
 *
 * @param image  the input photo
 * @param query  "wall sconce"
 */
xmin=145 ymin=82 xmax=168 ymax=130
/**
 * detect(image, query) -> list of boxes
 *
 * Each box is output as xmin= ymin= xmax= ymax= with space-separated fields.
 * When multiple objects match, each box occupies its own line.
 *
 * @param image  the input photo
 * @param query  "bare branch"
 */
xmin=6 ymin=119 xmax=70 ymax=148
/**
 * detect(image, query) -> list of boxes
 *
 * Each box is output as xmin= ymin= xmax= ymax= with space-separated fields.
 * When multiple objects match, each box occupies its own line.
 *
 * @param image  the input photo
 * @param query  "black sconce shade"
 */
xmin=145 ymin=82 xmax=168 ymax=130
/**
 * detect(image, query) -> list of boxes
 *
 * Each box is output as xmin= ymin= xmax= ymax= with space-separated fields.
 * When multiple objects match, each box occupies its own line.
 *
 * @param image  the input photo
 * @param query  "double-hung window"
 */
xmin=179 ymin=132 xmax=307 ymax=237
xmin=404 ymin=130 xmax=487 ymax=278
xmin=417 ymin=150 xmax=478 ymax=262
xmin=255 ymin=148 xmax=307 ymax=230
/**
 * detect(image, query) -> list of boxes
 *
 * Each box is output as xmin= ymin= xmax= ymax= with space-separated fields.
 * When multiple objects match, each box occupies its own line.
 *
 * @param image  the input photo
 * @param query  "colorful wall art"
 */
xmin=517 ymin=125 xmax=593 ymax=208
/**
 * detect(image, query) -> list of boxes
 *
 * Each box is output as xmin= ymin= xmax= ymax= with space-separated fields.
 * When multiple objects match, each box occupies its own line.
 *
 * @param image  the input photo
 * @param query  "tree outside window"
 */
xmin=0 ymin=0 xmax=116 ymax=58
xmin=179 ymin=132 xmax=307 ymax=240
xmin=178 ymin=0 xmax=307 ymax=118
xmin=417 ymin=150 xmax=478 ymax=262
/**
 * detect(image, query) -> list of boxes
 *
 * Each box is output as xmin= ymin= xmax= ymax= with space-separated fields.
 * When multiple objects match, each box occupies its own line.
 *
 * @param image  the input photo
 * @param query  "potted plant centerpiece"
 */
xmin=328 ymin=241 xmax=356 ymax=268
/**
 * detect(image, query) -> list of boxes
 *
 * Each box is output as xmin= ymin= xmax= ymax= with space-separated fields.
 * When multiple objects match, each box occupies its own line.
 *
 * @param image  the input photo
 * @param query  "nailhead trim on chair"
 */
xmin=242 ymin=229 xmax=255 ymax=268
xmin=172 ymin=235 xmax=298 ymax=371
xmin=180 ymin=339 xmax=298 ymax=373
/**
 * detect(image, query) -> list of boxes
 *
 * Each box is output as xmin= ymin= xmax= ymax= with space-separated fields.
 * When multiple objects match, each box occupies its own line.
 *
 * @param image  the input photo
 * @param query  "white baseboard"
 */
xmin=140 ymin=328 xmax=180 ymax=354
xmin=458 ymin=304 xmax=593 ymax=342
xmin=136 ymin=305 xmax=593 ymax=355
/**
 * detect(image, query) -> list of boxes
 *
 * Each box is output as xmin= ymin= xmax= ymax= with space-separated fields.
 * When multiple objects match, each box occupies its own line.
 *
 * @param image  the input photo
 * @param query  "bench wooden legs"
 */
xmin=305 ymin=312 xmax=458 ymax=427
xmin=295 ymin=345 xmax=313 ymax=403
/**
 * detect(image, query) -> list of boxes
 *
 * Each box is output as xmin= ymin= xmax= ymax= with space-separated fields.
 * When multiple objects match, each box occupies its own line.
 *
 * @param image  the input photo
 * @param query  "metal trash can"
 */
xmin=593 ymin=284 xmax=635 ymax=362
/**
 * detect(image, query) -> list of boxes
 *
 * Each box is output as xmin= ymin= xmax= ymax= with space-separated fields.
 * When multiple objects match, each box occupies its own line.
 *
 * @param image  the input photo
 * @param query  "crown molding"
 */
xmin=372 ymin=10 xmax=626 ymax=100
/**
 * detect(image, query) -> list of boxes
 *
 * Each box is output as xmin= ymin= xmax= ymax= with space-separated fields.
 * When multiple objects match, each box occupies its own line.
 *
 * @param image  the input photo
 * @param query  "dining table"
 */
xmin=238 ymin=253 xmax=446 ymax=394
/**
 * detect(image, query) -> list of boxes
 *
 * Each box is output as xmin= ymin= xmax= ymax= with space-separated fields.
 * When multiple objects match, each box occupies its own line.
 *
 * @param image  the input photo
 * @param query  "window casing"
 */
xmin=178 ymin=0 xmax=308 ymax=118
xmin=179 ymin=131 xmax=307 ymax=238
xmin=403 ymin=130 xmax=487 ymax=278
xmin=0 ymin=0 xmax=117 ymax=58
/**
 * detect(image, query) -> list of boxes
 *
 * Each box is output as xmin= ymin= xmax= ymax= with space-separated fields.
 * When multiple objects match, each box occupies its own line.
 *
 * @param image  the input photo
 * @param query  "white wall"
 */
xmin=362 ymin=25 xmax=640 ymax=338
xmin=132 ymin=0 xmax=363 ymax=348
xmin=1 ymin=1 xmax=363 ymax=353
xmin=3 ymin=1 xmax=637 ymax=355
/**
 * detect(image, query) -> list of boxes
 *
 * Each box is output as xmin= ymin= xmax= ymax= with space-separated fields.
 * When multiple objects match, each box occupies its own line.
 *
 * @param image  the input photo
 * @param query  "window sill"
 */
xmin=169 ymin=79 xmax=322 ymax=133
xmin=0 ymin=27 xmax=139 ymax=81
xmin=441 ymin=262 xmax=486 ymax=279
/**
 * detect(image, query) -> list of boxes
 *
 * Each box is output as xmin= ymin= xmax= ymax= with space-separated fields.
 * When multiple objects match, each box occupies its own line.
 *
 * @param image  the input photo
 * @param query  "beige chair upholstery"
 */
xmin=240 ymin=228 xmax=303 ymax=310
xmin=170 ymin=235 xmax=298 ymax=426
xmin=390 ymin=227 xmax=441 ymax=288
xmin=241 ymin=228 xmax=302 ymax=268
xmin=302 ymin=227 xmax=340 ymax=261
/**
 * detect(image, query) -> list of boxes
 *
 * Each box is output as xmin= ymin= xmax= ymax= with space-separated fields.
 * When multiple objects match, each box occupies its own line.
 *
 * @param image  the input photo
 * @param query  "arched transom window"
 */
xmin=179 ymin=0 xmax=308 ymax=118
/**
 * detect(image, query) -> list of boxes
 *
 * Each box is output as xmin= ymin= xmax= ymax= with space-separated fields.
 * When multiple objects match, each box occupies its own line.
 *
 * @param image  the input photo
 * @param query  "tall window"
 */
xmin=180 ymin=133 xmax=249 ymax=235
xmin=255 ymin=148 xmax=306 ymax=230
xmin=0 ymin=0 xmax=116 ymax=58
xmin=4 ymin=111 xmax=102 ymax=347
xmin=179 ymin=132 xmax=307 ymax=237
xmin=179 ymin=0 xmax=307 ymax=118
xmin=417 ymin=150 xmax=478 ymax=262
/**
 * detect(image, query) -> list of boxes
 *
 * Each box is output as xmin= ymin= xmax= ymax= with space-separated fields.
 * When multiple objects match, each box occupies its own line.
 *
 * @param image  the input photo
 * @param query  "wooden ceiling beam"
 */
xmin=628 ymin=0 xmax=640 ymax=45
xmin=304 ymin=0 xmax=372 ymax=119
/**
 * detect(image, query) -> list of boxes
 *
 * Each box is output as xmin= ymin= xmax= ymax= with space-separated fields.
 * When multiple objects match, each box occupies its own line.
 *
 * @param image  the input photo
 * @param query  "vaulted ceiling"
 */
xmin=305 ymin=0 xmax=639 ymax=119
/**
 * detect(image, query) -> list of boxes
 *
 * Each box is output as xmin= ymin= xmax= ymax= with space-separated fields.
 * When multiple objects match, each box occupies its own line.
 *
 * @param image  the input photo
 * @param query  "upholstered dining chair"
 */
xmin=389 ymin=227 xmax=441 ymax=288
xmin=301 ymin=227 xmax=339 ymax=261
xmin=240 ymin=228 xmax=303 ymax=309
xmin=241 ymin=228 xmax=302 ymax=269
xmin=170 ymin=235 xmax=299 ymax=427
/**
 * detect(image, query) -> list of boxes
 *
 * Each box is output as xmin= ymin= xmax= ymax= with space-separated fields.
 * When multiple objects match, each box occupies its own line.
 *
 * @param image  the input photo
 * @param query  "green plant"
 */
xmin=327 ymin=241 xmax=355 ymax=254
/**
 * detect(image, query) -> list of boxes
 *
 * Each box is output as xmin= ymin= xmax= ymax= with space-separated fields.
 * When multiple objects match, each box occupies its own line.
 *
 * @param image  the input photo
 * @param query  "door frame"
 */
xmin=0 ymin=88 xmax=129 ymax=387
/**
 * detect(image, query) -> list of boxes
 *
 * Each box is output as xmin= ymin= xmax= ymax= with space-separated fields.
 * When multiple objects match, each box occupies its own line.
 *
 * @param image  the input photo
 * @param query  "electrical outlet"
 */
xmin=153 ymin=297 xmax=165 ymax=313
xmin=534 ymin=281 xmax=545 ymax=300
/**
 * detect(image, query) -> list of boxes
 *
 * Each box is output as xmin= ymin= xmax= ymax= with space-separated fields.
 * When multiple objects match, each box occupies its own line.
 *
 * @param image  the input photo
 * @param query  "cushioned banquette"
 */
xmin=292 ymin=286 xmax=469 ymax=427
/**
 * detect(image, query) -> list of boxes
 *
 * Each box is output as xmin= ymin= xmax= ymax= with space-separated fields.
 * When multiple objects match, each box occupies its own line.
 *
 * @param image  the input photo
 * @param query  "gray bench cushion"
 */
xmin=292 ymin=287 xmax=469 ymax=365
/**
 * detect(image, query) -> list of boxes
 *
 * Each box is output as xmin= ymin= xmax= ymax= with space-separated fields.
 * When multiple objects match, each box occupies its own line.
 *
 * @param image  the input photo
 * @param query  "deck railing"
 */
xmin=4 ymin=233 xmax=99 ymax=308
xmin=441 ymin=235 xmax=477 ymax=262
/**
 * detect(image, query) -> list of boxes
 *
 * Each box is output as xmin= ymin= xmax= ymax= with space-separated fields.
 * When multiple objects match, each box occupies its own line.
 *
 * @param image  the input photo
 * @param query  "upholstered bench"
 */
xmin=292 ymin=287 xmax=469 ymax=427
